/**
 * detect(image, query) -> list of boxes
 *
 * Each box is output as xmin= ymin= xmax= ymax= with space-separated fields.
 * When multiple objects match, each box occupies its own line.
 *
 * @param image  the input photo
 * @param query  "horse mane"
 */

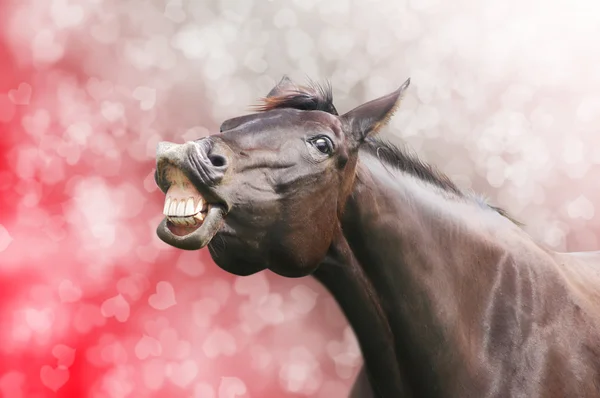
xmin=362 ymin=137 xmax=522 ymax=225
xmin=253 ymin=80 xmax=339 ymax=116
xmin=362 ymin=137 xmax=463 ymax=196
xmin=253 ymin=80 xmax=520 ymax=225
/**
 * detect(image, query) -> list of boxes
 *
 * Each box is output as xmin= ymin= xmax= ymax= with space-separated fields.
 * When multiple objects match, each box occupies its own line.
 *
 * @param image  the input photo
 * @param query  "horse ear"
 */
xmin=341 ymin=78 xmax=410 ymax=142
xmin=266 ymin=75 xmax=298 ymax=98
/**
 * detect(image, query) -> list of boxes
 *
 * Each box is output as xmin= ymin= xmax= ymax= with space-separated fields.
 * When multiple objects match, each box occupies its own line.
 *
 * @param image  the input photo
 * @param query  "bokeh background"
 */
xmin=0 ymin=0 xmax=599 ymax=396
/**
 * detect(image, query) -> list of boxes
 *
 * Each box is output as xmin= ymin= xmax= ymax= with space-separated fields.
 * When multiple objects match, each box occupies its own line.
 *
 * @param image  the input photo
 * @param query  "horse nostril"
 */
xmin=208 ymin=154 xmax=227 ymax=168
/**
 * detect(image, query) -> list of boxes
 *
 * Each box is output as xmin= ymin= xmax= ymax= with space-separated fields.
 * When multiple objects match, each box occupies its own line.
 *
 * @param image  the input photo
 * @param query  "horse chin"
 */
xmin=268 ymin=263 xmax=319 ymax=278
xmin=156 ymin=205 xmax=226 ymax=250
xmin=208 ymin=249 xmax=267 ymax=276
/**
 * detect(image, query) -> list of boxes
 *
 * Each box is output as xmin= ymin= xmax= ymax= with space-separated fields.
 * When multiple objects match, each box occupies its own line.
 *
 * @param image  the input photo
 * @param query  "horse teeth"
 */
xmin=169 ymin=199 xmax=178 ymax=216
xmin=195 ymin=198 xmax=203 ymax=214
xmin=176 ymin=200 xmax=185 ymax=216
xmin=163 ymin=197 xmax=171 ymax=215
xmin=185 ymin=198 xmax=195 ymax=216
xmin=166 ymin=212 xmax=204 ymax=226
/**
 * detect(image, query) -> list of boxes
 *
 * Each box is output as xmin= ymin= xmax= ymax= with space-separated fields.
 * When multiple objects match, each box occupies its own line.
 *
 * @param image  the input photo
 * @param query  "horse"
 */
xmin=154 ymin=76 xmax=600 ymax=397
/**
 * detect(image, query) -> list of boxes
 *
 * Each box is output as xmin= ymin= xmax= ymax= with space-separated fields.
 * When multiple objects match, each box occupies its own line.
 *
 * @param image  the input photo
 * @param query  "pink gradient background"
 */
xmin=0 ymin=0 xmax=598 ymax=397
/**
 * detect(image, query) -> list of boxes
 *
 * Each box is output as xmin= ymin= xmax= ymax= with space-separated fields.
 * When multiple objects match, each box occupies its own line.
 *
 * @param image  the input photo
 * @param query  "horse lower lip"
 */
xmin=166 ymin=219 xmax=203 ymax=236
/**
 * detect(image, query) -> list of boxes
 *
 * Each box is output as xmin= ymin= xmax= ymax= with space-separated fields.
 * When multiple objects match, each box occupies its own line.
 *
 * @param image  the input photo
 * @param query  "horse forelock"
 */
xmin=253 ymin=80 xmax=339 ymax=115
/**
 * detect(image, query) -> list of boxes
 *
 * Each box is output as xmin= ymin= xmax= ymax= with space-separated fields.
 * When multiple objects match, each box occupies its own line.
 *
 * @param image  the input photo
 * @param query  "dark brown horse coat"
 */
xmin=155 ymin=76 xmax=600 ymax=397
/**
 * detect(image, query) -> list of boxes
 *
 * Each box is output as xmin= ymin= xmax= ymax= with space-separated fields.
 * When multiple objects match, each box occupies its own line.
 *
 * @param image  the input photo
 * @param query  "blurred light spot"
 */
xmin=202 ymin=328 xmax=237 ymax=358
xmin=100 ymin=339 xmax=128 ymax=365
xmin=132 ymin=86 xmax=157 ymax=110
xmin=273 ymin=8 xmax=297 ymax=28
xmin=8 ymin=83 xmax=32 ymax=105
xmin=100 ymin=294 xmax=130 ymax=322
xmin=289 ymin=284 xmax=318 ymax=315
xmin=50 ymin=0 xmax=84 ymax=29
xmin=0 ymin=94 xmax=16 ymax=122
xmin=101 ymin=101 xmax=125 ymax=122
xmin=0 ymin=224 xmax=13 ymax=253
xmin=193 ymin=382 xmax=215 ymax=398
xmin=249 ymin=344 xmax=272 ymax=370
xmin=171 ymin=24 xmax=207 ymax=59
xmin=166 ymin=359 xmax=198 ymax=388
xmin=134 ymin=335 xmax=162 ymax=360
xmin=319 ymin=27 xmax=355 ymax=61
xmin=256 ymin=293 xmax=284 ymax=324
xmin=148 ymin=281 xmax=177 ymax=310
xmin=567 ymin=195 xmax=595 ymax=220
xmin=22 ymin=109 xmax=50 ymax=140
xmin=543 ymin=224 xmax=567 ymax=250
xmin=0 ymin=371 xmax=26 ymax=398
xmin=165 ymin=0 xmax=187 ymax=23
xmin=58 ymin=279 xmax=82 ymax=303
xmin=192 ymin=298 xmax=220 ymax=328
xmin=217 ymin=0 xmax=254 ymax=22
xmin=144 ymin=316 xmax=170 ymax=338
xmin=576 ymin=96 xmax=600 ymax=123
xmin=31 ymin=30 xmax=64 ymax=64
xmin=39 ymin=365 xmax=69 ymax=392
xmin=234 ymin=273 xmax=269 ymax=303
xmin=117 ymin=273 xmax=149 ymax=301
xmin=90 ymin=15 xmax=121 ymax=44
xmin=500 ymin=84 xmax=534 ymax=110
xmin=24 ymin=307 xmax=54 ymax=334
xmin=158 ymin=327 xmax=191 ymax=359
xmin=218 ymin=376 xmax=246 ymax=398
xmin=243 ymin=48 xmax=268 ymax=73
xmin=98 ymin=365 xmax=136 ymax=398
xmin=85 ymin=77 xmax=114 ymax=100
xmin=143 ymin=168 xmax=158 ymax=193
xmin=317 ymin=381 xmax=348 ymax=398
xmin=279 ymin=347 xmax=322 ymax=394
xmin=563 ymin=137 xmax=584 ymax=164
xmin=51 ymin=344 xmax=76 ymax=368
xmin=285 ymin=28 xmax=314 ymax=60
xmin=176 ymin=250 xmax=206 ymax=277
xmin=142 ymin=359 xmax=166 ymax=390
xmin=73 ymin=303 xmax=106 ymax=333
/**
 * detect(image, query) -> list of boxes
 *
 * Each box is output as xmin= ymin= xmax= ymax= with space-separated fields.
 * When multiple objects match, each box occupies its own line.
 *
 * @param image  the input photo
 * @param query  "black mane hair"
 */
xmin=362 ymin=137 xmax=463 ymax=196
xmin=255 ymin=80 xmax=338 ymax=115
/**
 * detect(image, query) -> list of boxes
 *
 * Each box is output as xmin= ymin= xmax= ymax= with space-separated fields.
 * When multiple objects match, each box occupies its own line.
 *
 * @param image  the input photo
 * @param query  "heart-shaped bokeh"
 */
xmin=1 ymin=0 xmax=599 ymax=397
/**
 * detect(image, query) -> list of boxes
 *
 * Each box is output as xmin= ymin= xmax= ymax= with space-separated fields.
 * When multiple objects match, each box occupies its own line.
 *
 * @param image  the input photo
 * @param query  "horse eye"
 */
xmin=311 ymin=137 xmax=333 ymax=155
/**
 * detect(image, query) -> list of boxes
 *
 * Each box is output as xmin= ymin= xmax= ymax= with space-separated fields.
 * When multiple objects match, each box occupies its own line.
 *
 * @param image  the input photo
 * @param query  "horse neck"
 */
xmin=313 ymin=229 xmax=412 ymax=397
xmin=336 ymin=153 xmax=527 ymax=395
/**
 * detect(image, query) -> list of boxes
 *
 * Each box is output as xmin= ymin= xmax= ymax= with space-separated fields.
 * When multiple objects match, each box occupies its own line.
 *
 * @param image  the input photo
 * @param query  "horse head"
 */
xmin=154 ymin=76 xmax=410 ymax=277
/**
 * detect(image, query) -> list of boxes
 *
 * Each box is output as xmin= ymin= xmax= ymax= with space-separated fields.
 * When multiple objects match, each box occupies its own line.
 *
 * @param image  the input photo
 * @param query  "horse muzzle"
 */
xmin=154 ymin=140 xmax=229 ymax=250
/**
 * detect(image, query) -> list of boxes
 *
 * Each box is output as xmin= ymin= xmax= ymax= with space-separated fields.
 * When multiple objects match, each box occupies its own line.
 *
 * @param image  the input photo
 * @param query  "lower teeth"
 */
xmin=169 ymin=216 xmax=200 ymax=226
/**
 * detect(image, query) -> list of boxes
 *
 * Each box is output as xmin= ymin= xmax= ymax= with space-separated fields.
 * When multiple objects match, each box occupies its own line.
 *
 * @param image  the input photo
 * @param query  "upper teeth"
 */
xmin=161 ymin=166 xmax=210 ymax=224
xmin=163 ymin=197 xmax=205 ymax=217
